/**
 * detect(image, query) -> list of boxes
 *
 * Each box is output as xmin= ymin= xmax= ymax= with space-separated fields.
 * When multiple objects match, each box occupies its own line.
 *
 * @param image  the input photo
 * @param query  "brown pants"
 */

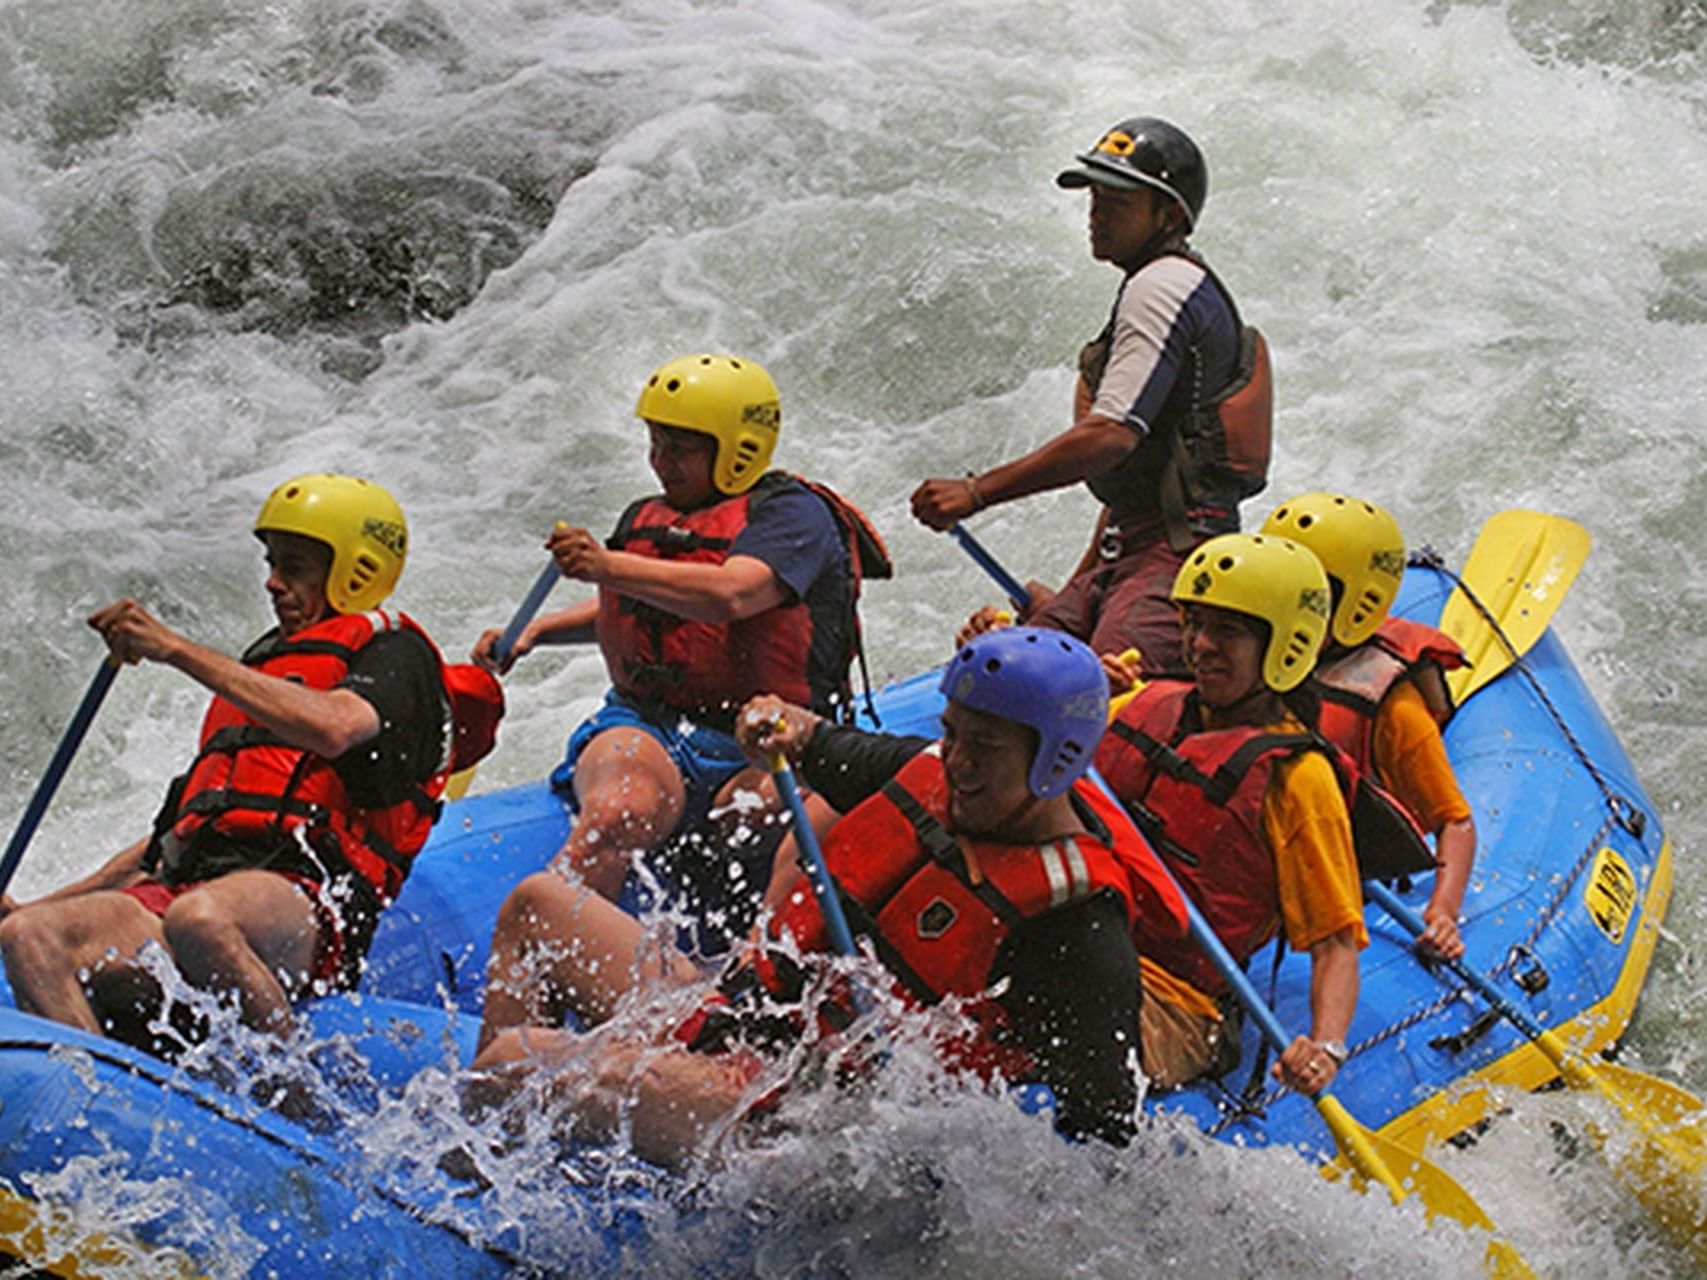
xmin=1030 ymin=539 xmax=1192 ymax=678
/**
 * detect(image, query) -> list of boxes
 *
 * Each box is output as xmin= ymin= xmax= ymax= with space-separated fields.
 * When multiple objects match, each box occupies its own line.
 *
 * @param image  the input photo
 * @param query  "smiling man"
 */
xmin=1093 ymin=533 xmax=1367 ymax=1095
xmin=466 ymin=628 xmax=1190 ymax=1165
xmin=0 ymin=474 xmax=458 ymax=1051
xmin=913 ymin=117 xmax=1271 ymax=680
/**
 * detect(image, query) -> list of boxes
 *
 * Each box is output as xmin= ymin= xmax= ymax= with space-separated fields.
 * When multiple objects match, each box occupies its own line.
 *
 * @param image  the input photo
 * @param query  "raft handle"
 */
xmin=1509 ymin=945 xmax=1550 ymax=995
xmin=1429 ymin=1007 xmax=1501 ymax=1055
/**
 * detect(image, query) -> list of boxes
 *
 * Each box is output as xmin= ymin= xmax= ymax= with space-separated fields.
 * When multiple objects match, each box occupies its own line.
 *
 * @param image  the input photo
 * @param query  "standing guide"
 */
xmin=913 ymin=117 xmax=1272 ymax=678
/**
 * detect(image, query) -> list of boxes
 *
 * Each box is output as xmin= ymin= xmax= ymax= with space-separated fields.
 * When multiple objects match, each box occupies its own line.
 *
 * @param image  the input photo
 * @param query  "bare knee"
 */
xmin=161 ymin=893 xmax=245 ymax=981
xmin=496 ymin=870 xmax=584 ymax=936
xmin=0 ymin=907 xmax=67 ymax=980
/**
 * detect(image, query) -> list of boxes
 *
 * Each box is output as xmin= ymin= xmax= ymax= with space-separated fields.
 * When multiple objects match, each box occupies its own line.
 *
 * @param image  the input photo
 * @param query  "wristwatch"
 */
xmin=1317 ymin=1039 xmax=1350 ymax=1066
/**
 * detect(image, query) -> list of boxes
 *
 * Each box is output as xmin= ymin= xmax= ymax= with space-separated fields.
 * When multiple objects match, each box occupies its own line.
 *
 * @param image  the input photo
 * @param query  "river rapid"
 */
xmin=3 ymin=0 xmax=1707 ymax=1274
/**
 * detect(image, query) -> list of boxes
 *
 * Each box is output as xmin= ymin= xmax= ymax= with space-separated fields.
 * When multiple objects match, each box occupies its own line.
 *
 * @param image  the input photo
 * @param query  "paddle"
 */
xmin=1119 ymin=797 xmax=1534 ymax=1277
xmin=1364 ymin=880 xmax=1707 ymax=1262
xmin=949 ymin=524 xmax=1032 ymax=612
xmin=0 ymin=660 xmax=121 ymax=900
xmin=765 ymin=741 xmax=858 ymax=958
xmin=442 ymin=550 xmax=563 ymax=802
xmin=1437 ymin=510 xmax=1590 ymax=704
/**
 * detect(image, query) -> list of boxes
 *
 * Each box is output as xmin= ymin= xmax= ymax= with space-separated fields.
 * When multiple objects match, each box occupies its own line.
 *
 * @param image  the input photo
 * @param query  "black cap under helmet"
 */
xmin=1055 ymin=116 xmax=1207 ymax=230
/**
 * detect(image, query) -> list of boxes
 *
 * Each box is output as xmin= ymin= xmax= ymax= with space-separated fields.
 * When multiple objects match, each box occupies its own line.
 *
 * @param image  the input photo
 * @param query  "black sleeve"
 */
xmin=991 ymin=891 xmax=1142 ymax=1146
xmin=797 ymin=722 xmax=933 ymax=814
xmin=331 ymin=629 xmax=450 ymax=807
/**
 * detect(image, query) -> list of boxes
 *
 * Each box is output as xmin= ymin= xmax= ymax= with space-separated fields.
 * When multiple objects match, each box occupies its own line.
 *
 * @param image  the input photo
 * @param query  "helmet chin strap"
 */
xmin=1116 ymin=220 xmax=1188 ymax=276
xmin=949 ymin=789 xmax=1042 ymax=842
xmin=1223 ymin=683 xmax=1284 ymax=723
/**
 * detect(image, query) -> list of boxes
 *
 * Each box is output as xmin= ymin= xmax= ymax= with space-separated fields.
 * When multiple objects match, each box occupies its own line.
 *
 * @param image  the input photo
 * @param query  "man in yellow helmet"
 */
xmin=0 ymin=474 xmax=466 ymax=1053
xmin=1261 ymin=493 xmax=1476 ymax=960
xmin=1093 ymin=533 xmax=1382 ymax=1095
xmin=471 ymin=354 xmax=881 ymax=1054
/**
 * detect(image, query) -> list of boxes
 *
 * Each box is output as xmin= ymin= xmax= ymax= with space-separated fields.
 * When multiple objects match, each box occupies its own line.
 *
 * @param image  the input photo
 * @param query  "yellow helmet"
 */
xmin=634 ymin=353 xmax=780 ymax=495
xmin=1171 ymin=533 xmax=1331 ymax=693
xmin=1261 ymin=493 xmax=1405 ymax=648
xmin=254 ymin=473 xmax=407 ymax=614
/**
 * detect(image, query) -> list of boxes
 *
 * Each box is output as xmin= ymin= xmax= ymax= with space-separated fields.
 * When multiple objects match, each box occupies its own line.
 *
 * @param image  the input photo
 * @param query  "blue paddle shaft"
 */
xmin=493 ymin=561 xmax=560 ymax=667
xmin=1084 ymin=767 xmax=1293 ymax=1055
xmin=950 ymin=525 xmax=1032 ymax=612
xmin=772 ymin=762 xmax=859 ymax=958
xmin=1362 ymin=879 xmax=1549 ymax=1043
xmin=0 ymin=660 xmax=121 ymax=898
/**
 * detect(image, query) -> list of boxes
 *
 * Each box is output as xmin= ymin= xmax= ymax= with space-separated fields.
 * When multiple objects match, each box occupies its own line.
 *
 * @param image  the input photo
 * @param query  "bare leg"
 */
xmin=559 ymin=727 xmax=688 ymax=899
xmin=161 ymin=870 xmax=322 ymax=1038
xmin=0 ymin=892 xmax=167 ymax=1035
xmin=477 ymin=869 xmax=701 ymax=1054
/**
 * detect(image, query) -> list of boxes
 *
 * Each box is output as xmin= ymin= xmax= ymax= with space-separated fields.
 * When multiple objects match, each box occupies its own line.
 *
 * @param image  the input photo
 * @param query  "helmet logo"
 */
xmin=1370 ymin=548 xmax=1405 ymax=578
xmin=917 ymin=898 xmax=957 ymax=941
xmin=362 ymin=517 xmax=407 ymax=556
xmin=1060 ymin=691 xmax=1103 ymax=721
xmin=1093 ymin=129 xmax=1136 ymax=156
xmin=1189 ymin=570 xmax=1213 ymax=597
xmin=741 ymin=401 xmax=780 ymax=430
xmin=1299 ymin=586 xmax=1330 ymax=618
xmin=953 ymin=672 xmax=977 ymax=702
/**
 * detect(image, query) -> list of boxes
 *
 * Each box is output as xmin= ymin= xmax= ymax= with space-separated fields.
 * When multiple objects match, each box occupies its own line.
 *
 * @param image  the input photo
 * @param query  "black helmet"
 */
xmin=1055 ymin=116 xmax=1207 ymax=231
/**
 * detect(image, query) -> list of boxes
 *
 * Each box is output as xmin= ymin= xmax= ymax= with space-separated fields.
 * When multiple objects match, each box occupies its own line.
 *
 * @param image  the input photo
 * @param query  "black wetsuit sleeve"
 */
xmin=796 ymin=722 xmax=933 ymax=814
xmin=331 ymin=629 xmax=450 ymax=806
xmin=992 ymin=891 xmax=1142 ymax=1146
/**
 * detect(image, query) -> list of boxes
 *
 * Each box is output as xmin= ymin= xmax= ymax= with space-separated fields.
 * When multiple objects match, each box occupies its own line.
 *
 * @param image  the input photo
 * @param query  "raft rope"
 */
xmin=1198 ymin=552 xmax=1656 ymax=1136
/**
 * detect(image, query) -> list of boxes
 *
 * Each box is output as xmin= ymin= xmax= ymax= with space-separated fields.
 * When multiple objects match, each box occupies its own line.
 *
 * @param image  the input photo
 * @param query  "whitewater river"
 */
xmin=3 ymin=0 xmax=1706 ymax=1274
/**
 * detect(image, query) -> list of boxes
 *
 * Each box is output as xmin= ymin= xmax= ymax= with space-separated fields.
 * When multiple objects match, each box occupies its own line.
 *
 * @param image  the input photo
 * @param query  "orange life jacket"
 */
xmin=596 ymin=472 xmax=890 ymax=720
xmin=151 ymin=610 xmax=469 ymax=908
xmin=1307 ymin=617 xmax=1467 ymax=777
xmin=750 ymin=750 xmax=1186 ymax=1075
xmin=1077 ymin=251 xmax=1272 ymax=551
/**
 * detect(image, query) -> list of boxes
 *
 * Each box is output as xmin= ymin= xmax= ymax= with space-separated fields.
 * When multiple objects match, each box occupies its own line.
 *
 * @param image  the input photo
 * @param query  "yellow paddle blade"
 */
xmin=0 ymin=1187 xmax=205 ymax=1278
xmin=1573 ymin=1060 xmax=1707 ymax=1260
xmin=1439 ymin=509 xmax=1591 ymax=704
xmin=443 ymin=765 xmax=478 ymax=801
xmin=1316 ymin=1096 xmax=1537 ymax=1278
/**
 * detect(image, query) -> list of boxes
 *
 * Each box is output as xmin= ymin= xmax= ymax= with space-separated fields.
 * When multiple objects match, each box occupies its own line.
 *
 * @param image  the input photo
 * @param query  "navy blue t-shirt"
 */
xmin=729 ymin=479 xmax=855 ymax=715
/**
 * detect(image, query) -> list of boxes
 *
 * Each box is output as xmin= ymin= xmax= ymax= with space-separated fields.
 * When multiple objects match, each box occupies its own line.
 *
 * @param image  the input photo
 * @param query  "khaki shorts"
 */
xmin=1140 ymin=993 xmax=1229 ymax=1091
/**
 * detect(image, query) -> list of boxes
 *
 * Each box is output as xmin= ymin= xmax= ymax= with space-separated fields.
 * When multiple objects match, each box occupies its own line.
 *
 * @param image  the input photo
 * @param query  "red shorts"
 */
xmin=122 ymin=872 xmax=347 ymax=990
xmin=1029 ymin=538 xmax=1192 ymax=678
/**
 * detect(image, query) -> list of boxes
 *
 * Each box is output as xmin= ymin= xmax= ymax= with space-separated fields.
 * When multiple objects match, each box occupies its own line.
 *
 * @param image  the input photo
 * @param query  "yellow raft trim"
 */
xmin=1374 ymin=831 xmax=1675 ymax=1156
xmin=0 ymin=1185 xmax=205 ymax=1279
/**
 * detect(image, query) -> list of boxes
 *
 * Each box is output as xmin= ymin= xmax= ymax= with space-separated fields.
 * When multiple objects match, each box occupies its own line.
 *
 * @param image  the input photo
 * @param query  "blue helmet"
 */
xmin=939 ymin=627 xmax=1110 ymax=799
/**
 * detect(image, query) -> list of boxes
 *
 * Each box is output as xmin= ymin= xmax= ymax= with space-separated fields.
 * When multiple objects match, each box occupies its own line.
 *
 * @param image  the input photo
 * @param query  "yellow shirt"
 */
xmin=1372 ymin=680 xmax=1472 ymax=834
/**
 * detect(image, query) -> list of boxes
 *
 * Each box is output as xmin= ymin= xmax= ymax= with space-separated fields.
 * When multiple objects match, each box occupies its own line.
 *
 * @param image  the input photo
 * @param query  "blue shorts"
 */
xmin=549 ymin=690 xmax=778 ymax=959
xmin=550 ymin=690 xmax=748 ymax=834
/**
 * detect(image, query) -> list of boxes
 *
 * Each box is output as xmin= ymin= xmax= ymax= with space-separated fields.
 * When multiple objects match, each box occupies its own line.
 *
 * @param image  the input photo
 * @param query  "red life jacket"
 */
xmin=1092 ymin=681 xmax=1337 ymax=995
xmin=1308 ymin=617 xmax=1467 ymax=777
xmin=596 ymin=472 xmax=889 ymax=720
xmin=1078 ymin=251 xmax=1272 ymax=551
xmin=154 ymin=610 xmax=464 ymax=908
xmin=750 ymin=750 xmax=1186 ymax=1075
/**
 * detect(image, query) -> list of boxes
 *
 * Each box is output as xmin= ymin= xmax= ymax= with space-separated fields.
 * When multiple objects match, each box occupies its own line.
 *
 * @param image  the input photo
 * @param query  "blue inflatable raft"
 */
xmin=0 ymin=553 xmax=1673 ymax=1276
